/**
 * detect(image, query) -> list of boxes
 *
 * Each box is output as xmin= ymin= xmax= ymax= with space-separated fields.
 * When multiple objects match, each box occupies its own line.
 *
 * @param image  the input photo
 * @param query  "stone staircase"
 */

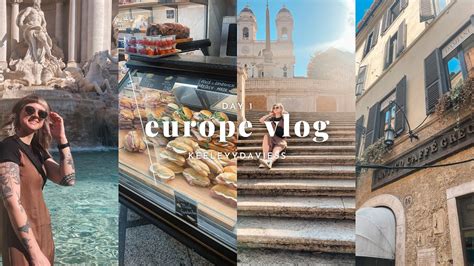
xmin=237 ymin=112 xmax=356 ymax=264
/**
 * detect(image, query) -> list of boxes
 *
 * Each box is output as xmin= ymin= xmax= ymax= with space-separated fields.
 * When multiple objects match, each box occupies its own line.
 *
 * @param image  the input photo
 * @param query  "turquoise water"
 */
xmin=43 ymin=151 xmax=118 ymax=265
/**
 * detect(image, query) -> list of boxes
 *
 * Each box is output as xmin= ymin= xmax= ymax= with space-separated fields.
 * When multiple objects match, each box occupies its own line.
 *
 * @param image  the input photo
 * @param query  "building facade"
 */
xmin=237 ymin=5 xmax=295 ymax=79
xmin=355 ymin=0 xmax=474 ymax=265
xmin=239 ymin=4 xmax=355 ymax=113
xmin=0 ymin=0 xmax=116 ymax=70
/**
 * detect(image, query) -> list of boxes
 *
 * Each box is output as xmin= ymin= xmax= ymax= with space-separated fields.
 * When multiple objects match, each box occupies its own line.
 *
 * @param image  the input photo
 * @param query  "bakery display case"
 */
xmin=118 ymin=54 xmax=237 ymax=264
xmin=116 ymin=0 xmax=208 ymax=50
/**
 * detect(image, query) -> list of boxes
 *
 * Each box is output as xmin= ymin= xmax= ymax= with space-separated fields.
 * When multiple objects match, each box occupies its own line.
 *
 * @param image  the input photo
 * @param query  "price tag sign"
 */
xmin=197 ymin=79 xmax=236 ymax=94
xmin=175 ymin=191 xmax=198 ymax=226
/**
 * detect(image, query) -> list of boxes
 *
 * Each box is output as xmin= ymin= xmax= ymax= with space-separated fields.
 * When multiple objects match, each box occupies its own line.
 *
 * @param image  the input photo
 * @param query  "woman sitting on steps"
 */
xmin=258 ymin=103 xmax=288 ymax=169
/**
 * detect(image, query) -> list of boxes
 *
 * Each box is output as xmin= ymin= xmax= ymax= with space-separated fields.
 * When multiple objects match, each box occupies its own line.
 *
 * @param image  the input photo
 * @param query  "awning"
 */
xmin=356 ymin=207 xmax=396 ymax=260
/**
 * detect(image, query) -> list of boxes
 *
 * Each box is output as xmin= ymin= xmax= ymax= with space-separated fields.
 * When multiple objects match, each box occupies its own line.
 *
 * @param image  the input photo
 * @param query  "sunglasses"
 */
xmin=273 ymin=106 xmax=281 ymax=110
xmin=24 ymin=105 xmax=48 ymax=120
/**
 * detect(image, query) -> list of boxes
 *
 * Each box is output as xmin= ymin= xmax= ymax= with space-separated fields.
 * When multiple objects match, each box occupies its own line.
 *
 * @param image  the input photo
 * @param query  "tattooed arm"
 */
xmin=259 ymin=112 xmax=274 ymax=124
xmin=44 ymin=143 xmax=76 ymax=186
xmin=0 ymin=162 xmax=51 ymax=265
xmin=44 ymin=111 xmax=75 ymax=186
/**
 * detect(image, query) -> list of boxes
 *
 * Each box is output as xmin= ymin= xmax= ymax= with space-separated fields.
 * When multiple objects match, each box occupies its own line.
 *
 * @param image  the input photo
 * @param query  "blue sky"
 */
xmin=356 ymin=0 xmax=375 ymax=25
xmin=238 ymin=0 xmax=354 ymax=77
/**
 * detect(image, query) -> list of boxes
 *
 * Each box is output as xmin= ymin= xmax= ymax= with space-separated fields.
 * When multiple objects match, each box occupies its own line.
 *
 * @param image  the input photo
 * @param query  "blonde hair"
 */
xmin=272 ymin=103 xmax=288 ymax=115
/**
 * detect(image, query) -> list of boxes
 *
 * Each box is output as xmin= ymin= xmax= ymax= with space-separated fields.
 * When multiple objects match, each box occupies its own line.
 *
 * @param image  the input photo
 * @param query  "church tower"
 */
xmin=238 ymin=6 xmax=257 ymax=42
xmin=276 ymin=6 xmax=294 ymax=41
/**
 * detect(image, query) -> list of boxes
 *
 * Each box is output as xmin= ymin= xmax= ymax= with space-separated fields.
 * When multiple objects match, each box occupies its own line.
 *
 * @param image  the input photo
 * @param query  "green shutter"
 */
xmin=384 ymin=38 xmax=391 ymax=70
xmin=401 ymin=0 xmax=409 ymax=9
xmin=395 ymin=76 xmax=407 ymax=135
xmin=356 ymin=66 xmax=367 ymax=96
xmin=397 ymin=20 xmax=407 ymax=57
xmin=420 ymin=0 xmax=435 ymax=22
xmin=356 ymin=115 xmax=365 ymax=156
xmin=424 ymin=49 xmax=447 ymax=114
xmin=364 ymin=102 xmax=381 ymax=149
xmin=372 ymin=21 xmax=380 ymax=47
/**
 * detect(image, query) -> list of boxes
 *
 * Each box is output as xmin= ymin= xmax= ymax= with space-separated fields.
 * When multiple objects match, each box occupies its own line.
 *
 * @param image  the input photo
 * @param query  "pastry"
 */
xmin=196 ymin=149 xmax=224 ymax=174
xmin=167 ymin=140 xmax=193 ymax=155
xmin=123 ymin=131 xmax=146 ymax=153
xmin=182 ymin=168 xmax=211 ymax=187
xmin=158 ymin=160 xmax=184 ymax=174
xmin=174 ymin=137 xmax=200 ymax=151
xmin=215 ymin=172 xmax=237 ymax=188
xmin=150 ymin=163 xmax=175 ymax=180
xmin=186 ymin=157 xmax=211 ymax=177
xmin=158 ymin=148 xmax=186 ymax=166
xmin=210 ymin=185 xmax=237 ymax=207
xmin=223 ymin=165 xmax=237 ymax=174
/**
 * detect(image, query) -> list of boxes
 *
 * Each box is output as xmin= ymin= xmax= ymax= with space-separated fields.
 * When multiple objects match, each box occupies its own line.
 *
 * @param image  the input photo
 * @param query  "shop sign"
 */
xmin=372 ymin=118 xmax=474 ymax=190
xmin=442 ymin=24 xmax=474 ymax=57
xmin=175 ymin=191 xmax=198 ymax=225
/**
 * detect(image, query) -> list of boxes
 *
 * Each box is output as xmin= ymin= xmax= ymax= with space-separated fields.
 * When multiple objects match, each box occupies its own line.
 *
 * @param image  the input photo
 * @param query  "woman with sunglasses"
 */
xmin=258 ymin=103 xmax=288 ymax=169
xmin=0 ymin=95 xmax=75 ymax=266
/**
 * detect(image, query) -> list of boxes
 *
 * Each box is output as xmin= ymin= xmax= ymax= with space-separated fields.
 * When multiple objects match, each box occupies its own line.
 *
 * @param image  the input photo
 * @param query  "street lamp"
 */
xmin=385 ymin=100 xmax=419 ymax=146
xmin=384 ymin=123 xmax=395 ymax=146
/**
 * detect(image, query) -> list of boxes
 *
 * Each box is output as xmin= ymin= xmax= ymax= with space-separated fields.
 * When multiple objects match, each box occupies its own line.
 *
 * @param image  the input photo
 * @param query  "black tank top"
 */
xmin=271 ymin=116 xmax=285 ymax=138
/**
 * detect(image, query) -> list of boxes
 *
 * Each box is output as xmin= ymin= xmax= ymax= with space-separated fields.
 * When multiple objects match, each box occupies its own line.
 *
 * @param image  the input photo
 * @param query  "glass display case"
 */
xmin=118 ymin=54 xmax=237 ymax=264
xmin=116 ymin=0 xmax=208 ymax=43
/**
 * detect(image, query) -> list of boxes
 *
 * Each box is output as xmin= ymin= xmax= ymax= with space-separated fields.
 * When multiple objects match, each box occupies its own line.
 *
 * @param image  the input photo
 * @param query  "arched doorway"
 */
xmin=357 ymin=194 xmax=406 ymax=266
xmin=356 ymin=207 xmax=396 ymax=265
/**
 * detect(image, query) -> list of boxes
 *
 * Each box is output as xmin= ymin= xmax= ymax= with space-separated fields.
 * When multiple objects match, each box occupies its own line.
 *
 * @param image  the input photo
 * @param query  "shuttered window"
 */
xmin=424 ymin=49 xmax=447 ymax=114
xmin=383 ymin=20 xmax=407 ymax=70
xmin=356 ymin=116 xmax=365 ymax=157
xmin=389 ymin=0 xmax=402 ymax=23
xmin=379 ymin=102 xmax=396 ymax=141
xmin=394 ymin=76 xmax=407 ymax=135
xmin=384 ymin=34 xmax=398 ymax=70
xmin=363 ymin=22 xmax=380 ymax=57
xmin=364 ymin=32 xmax=374 ymax=57
xmin=356 ymin=66 xmax=367 ymax=96
xmin=364 ymin=102 xmax=381 ymax=149
xmin=397 ymin=20 xmax=407 ymax=57
xmin=382 ymin=0 xmax=409 ymax=33
xmin=377 ymin=90 xmax=396 ymax=139
xmin=420 ymin=0 xmax=449 ymax=22
xmin=364 ymin=76 xmax=407 ymax=150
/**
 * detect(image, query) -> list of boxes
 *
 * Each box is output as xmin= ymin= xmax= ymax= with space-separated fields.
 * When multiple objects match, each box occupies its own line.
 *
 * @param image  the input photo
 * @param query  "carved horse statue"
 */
xmin=78 ymin=51 xmax=117 ymax=95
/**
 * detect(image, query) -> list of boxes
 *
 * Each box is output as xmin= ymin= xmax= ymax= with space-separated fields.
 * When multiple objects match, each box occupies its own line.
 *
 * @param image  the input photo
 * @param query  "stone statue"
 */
xmin=7 ymin=0 xmax=65 ymax=86
xmin=78 ymin=51 xmax=118 ymax=95
xmin=17 ymin=0 xmax=54 ymax=63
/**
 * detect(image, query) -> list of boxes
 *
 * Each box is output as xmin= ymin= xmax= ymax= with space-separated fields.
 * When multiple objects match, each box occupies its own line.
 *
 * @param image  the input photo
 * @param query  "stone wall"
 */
xmin=356 ymin=110 xmax=474 ymax=265
xmin=0 ymin=90 xmax=118 ymax=148
xmin=244 ymin=78 xmax=355 ymax=113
